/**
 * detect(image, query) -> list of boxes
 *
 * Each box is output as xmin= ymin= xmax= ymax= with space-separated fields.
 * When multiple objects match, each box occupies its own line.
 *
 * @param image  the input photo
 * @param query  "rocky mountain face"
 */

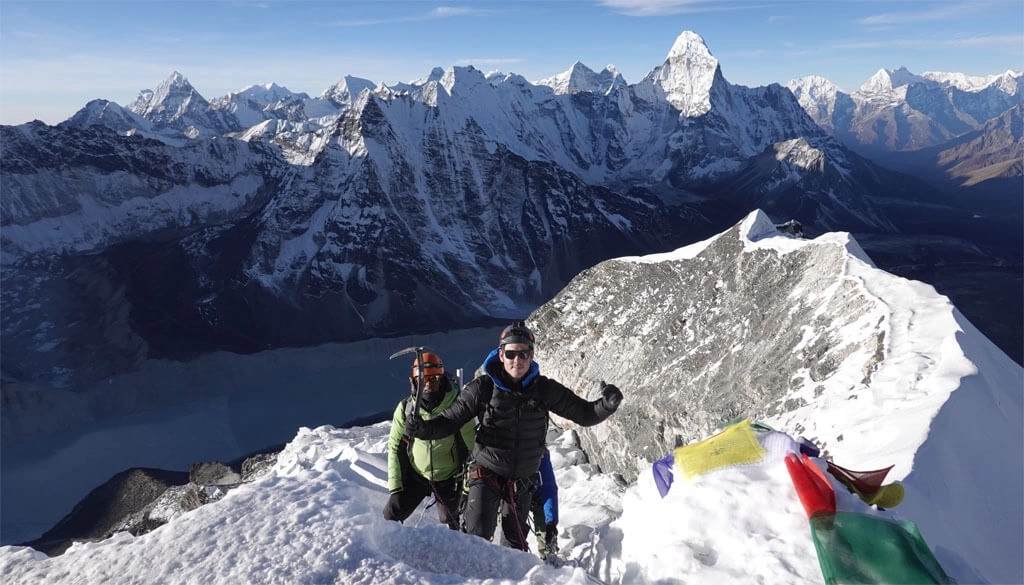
xmin=533 ymin=210 xmax=1022 ymax=583
xmin=540 ymin=210 xmax=1019 ymax=487
xmin=1 ymin=31 xmax=1019 ymax=408
xmin=535 ymin=212 xmax=892 ymax=479
xmin=936 ymin=103 xmax=1024 ymax=185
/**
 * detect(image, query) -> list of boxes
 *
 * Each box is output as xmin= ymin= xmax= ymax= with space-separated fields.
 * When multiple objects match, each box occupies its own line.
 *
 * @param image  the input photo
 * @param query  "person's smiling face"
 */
xmin=500 ymin=344 xmax=533 ymax=381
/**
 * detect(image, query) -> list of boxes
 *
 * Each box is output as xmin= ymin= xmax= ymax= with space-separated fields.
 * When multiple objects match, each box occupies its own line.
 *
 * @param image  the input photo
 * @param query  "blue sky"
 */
xmin=1 ymin=0 xmax=1021 ymax=125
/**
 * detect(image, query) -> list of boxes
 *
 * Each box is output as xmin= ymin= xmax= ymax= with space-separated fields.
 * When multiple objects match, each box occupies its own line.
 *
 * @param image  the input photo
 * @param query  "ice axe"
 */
xmin=389 ymin=345 xmax=434 ymax=423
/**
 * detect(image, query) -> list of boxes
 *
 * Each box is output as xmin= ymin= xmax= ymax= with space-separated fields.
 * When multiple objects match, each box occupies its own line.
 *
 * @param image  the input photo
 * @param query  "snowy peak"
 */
xmin=119 ymin=70 xmax=245 ymax=138
xmin=439 ymin=65 xmax=488 ymax=95
xmin=886 ymin=66 xmax=925 ymax=88
xmin=155 ymin=70 xmax=192 ymax=97
xmin=787 ymin=75 xmax=842 ymax=103
xmin=320 ymin=75 xmax=377 ymax=106
xmin=923 ymin=69 xmax=1024 ymax=94
xmin=62 ymin=99 xmax=151 ymax=134
xmin=384 ymin=68 xmax=447 ymax=94
xmin=988 ymin=70 xmax=1022 ymax=95
xmin=208 ymin=83 xmax=313 ymax=129
xmin=643 ymin=30 xmax=722 ymax=115
xmin=858 ymin=66 xmax=928 ymax=94
xmin=413 ymin=67 xmax=447 ymax=86
xmin=667 ymin=30 xmax=714 ymax=62
xmin=737 ymin=208 xmax=781 ymax=241
xmin=129 ymin=71 xmax=209 ymax=121
xmin=859 ymin=69 xmax=895 ymax=94
xmin=234 ymin=82 xmax=303 ymax=104
xmin=785 ymin=76 xmax=844 ymax=126
xmin=536 ymin=61 xmax=626 ymax=95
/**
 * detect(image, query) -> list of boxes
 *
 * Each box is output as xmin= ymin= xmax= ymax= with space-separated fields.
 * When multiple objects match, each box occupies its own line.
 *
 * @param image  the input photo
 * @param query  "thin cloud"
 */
xmin=857 ymin=2 xmax=980 ymax=26
xmin=598 ymin=0 xmax=756 ymax=16
xmin=834 ymin=34 xmax=1022 ymax=51
xmin=428 ymin=6 xmax=484 ymax=18
xmin=945 ymin=34 xmax=1024 ymax=48
xmin=331 ymin=5 xmax=492 ymax=27
xmin=329 ymin=17 xmax=399 ymax=26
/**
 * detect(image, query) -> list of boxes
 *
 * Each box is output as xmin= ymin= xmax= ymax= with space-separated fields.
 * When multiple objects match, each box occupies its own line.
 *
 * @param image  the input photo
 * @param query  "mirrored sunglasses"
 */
xmin=502 ymin=349 xmax=533 ymax=361
xmin=417 ymin=374 xmax=443 ymax=384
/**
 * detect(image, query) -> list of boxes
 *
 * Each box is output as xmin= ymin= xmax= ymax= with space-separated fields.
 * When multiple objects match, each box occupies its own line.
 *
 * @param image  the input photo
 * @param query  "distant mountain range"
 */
xmin=1 ymin=30 xmax=1020 ymax=400
xmin=787 ymin=67 xmax=1022 ymax=185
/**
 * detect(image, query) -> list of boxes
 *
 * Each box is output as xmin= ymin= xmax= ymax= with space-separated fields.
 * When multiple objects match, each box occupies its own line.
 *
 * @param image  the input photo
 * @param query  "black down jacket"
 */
xmin=415 ymin=348 xmax=616 ymax=479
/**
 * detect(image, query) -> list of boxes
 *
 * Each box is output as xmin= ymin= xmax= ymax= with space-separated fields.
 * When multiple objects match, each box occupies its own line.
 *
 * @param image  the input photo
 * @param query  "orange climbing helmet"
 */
xmin=412 ymin=352 xmax=444 ymax=379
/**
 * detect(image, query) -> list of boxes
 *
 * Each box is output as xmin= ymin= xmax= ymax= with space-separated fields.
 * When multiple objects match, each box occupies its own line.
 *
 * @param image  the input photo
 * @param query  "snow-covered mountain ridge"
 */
xmin=787 ymin=65 xmax=1022 ymax=156
xmin=1 ymin=30 xmax=1019 ymax=423
xmin=532 ymin=210 xmax=1022 ymax=584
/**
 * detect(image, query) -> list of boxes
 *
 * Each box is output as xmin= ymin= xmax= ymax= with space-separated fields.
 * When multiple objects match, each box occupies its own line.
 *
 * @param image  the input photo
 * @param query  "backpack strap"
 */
xmin=453 ymin=424 xmax=470 ymax=479
xmin=396 ymin=397 xmax=415 ymax=478
xmin=401 ymin=396 xmax=414 ymax=441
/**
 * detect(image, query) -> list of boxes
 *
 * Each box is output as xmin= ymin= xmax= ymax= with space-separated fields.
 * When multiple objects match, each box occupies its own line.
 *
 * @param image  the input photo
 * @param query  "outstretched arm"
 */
xmin=546 ymin=379 xmax=622 ymax=426
xmin=408 ymin=379 xmax=483 ymax=440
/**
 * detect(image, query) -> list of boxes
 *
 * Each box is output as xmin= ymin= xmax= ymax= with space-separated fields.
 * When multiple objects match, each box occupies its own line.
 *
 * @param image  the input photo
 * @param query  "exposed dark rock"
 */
xmin=25 ymin=468 xmax=188 ymax=556
xmin=189 ymin=461 xmax=240 ymax=486
xmin=23 ymin=448 xmax=281 ymax=556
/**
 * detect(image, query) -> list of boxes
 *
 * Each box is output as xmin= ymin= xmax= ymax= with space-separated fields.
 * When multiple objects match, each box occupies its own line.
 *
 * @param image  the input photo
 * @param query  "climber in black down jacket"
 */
xmin=406 ymin=321 xmax=623 ymax=551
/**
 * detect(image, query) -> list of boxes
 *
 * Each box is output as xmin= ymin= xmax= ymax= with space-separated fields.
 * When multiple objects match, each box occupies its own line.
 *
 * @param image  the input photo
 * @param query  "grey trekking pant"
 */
xmin=462 ymin=465 xmax=534 ymax=550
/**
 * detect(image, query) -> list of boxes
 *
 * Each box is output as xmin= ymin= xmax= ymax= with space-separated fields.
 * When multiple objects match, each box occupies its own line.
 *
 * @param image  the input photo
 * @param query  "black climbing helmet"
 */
xmin=499 ymin=320 xmax=535 ymax=348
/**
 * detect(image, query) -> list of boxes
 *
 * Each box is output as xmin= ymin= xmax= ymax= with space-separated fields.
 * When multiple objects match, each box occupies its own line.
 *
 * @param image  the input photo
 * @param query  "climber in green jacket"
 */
xmin=384 ymin=352 xmax=476 ymax=530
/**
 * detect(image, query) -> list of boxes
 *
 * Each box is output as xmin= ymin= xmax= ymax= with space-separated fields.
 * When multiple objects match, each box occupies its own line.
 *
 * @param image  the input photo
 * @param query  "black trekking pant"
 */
xmin=462 ymin=466 xmax=534 ymax=550
xmin=383 ymin=475 xmax=461 ymax=530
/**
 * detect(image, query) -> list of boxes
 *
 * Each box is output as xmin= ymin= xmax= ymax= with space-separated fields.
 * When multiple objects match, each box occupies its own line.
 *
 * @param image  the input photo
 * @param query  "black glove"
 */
xmin=600 ymin=381 xmax=623 ymax=411
xmin=405 ymin=413 xmax=425 ymax=438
